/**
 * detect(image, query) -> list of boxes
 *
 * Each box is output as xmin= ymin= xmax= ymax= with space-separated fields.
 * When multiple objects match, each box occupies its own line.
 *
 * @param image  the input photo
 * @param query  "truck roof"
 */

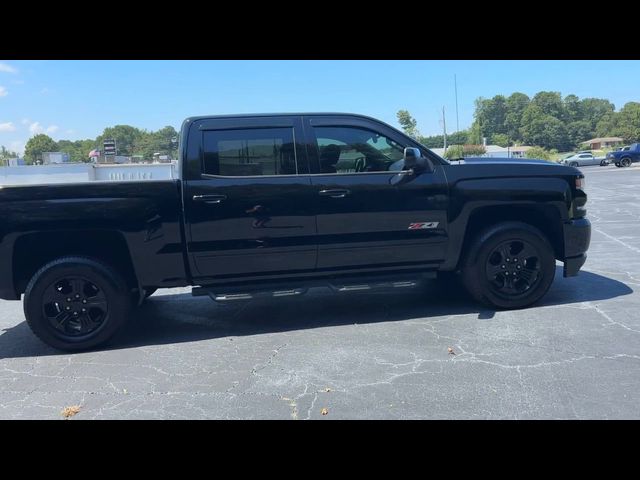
xmin=182 ymin=112 xmax=391 ymax=127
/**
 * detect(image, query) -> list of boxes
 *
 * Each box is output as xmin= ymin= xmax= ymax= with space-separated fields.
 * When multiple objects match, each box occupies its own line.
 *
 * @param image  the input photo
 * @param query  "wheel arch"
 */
xmin=454 ymin=204 xmax=564 ymax=271
xmin=12 ymin=229 xmax=138 ymax=297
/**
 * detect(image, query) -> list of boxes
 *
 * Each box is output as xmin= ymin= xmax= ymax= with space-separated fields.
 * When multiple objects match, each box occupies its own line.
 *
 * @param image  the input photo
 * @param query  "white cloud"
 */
xmin=28 ymin=121 xmax=60 ymax=136
xmin=0 ymin=86 xmax=7 ymax=97
xmin=10 ymin=141 xmax=25 ymax=155
xmin=0 ymin=122 xmax=16 ymax=132
xmin=0 ymin=63 xmax=18 ymax=74
xmin=29 ymin=122 xmax=43 ymax=134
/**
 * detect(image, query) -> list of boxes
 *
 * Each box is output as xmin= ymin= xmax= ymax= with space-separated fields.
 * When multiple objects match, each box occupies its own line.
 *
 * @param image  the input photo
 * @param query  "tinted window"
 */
xmin=203 ymin=128 xmax=297 ymax=176
xmin=313 ymin=126 xmax=405 ymax=174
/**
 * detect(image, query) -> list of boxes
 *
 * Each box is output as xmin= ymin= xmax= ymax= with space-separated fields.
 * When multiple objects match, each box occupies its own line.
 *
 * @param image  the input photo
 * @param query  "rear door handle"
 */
xmin=319 ymin=189 xmax=351 ymax=198
xmin=192 ymin=194 xmax=227 ymax=204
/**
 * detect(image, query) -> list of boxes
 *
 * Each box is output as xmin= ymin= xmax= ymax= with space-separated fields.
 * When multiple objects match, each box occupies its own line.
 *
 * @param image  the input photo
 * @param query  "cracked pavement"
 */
xmin=1 ymin=165 xmax=639 ymax=419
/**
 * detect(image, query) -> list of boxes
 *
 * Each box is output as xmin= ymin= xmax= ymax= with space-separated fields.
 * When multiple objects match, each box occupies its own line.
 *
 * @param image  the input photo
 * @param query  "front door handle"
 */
xmin=192 ymin=194 xmax=227 ymax=204
xmin=319 ymin=189 xmax=351 ymax=198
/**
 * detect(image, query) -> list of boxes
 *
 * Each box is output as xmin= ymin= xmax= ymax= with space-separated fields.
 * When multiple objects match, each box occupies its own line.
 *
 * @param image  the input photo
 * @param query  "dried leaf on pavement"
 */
xmin=61 ymin=405 xmax=81 ymax=419
xmin=320 ymin=407 xmax=329 ymax=416
xmin=448 ymin=347 xmax=456 ymax=355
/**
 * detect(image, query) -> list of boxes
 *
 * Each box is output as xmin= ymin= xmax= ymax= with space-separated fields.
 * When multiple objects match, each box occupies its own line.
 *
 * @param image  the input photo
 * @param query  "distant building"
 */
xmin=433 ymin=145 xmax=534 ymax=159
xmin=7 ymin=157 xmax=25 ymax=166
xmin=42 ymin=152 xmax=70 ymax=164
xmin=581 ymin=137 xmax=623 ymax=150
xmin=484 ymin=145 xmax=533 ymax=158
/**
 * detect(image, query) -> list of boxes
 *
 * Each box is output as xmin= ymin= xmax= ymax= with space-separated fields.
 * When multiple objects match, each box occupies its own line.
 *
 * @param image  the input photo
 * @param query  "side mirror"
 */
xmin=403 ymin=147 xmax=421 ymax=170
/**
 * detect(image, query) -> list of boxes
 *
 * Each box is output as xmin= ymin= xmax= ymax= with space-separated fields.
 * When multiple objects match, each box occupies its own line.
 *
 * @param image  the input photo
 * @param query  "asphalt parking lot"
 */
xmin=1 ymin=164 xmax=639 ymax=419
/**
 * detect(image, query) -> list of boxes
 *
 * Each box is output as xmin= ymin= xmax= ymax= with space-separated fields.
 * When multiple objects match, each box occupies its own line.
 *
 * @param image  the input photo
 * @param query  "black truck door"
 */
xmin=183 ymin=116 xmax=317 ymax=280
xmin=305 ymin=115 xmax=449 ymax=272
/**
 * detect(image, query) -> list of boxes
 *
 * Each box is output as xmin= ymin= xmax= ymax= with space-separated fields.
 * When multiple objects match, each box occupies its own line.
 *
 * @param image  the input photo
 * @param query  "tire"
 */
xmin=569 ymin=162 xmax=579 ymax=167
xmin=621 ymin=157 xmax=632 ymax=167
xmin=600 ymin=160 xmax=607 ymax=166
xmin=24 ymin=256 xmax=131 ymax=351
xmin=615 ymin=162 xmax=621 ymax=167
xmin=461 ymin=222 xmax=556 ymax=309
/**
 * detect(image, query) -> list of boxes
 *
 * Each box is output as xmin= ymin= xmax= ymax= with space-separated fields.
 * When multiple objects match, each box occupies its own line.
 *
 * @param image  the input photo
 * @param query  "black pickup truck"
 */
xmin=0 ymin=113 xmax=591 ymax=350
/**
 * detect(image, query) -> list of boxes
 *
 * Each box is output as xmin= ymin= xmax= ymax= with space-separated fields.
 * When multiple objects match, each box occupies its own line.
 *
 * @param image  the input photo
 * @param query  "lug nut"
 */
xmin=517 ymin=265 xmax=521 ymax=269
xmin=81 ymin=308 xmax=86 ymax=312
xmin=75 ymin=294 xmax=80 ymax=298
xmin=65 ymin=306 xmax=71 ymax=311
xmin=73 ymin=311 xmax=79 ymax=316
xmin=66 ymin=298 xmax=71 ymax=302
xmin=501 ymin=265 xmax=506 ymax=269
xmin=82 ymin=299 xmax=87 ymax=304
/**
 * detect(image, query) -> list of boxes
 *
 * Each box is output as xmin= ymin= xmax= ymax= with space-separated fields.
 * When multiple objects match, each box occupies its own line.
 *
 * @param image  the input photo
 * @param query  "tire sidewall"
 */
xmin=463 ymin=223 xmax=556 ymax=309
xmin=24 ymin=258 xmax=130 ymax=350
xmin=621 ymin=158 xmax=631 ymax=167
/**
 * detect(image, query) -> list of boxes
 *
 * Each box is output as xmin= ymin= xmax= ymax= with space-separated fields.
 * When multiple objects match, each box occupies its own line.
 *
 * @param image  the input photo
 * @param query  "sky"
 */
xmin=1 ymin=60 xmax=639 ymax=155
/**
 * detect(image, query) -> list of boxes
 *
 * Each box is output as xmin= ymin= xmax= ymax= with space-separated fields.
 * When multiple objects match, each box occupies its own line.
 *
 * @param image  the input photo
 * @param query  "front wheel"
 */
xmin=600 ymin=160 xmax=608 ymax=166
xmin=461 ymin=222 xmax=556 ymax=309
xmin=24 ymin=257 xmax=131 ymax=351
xmin=569 ymin=161 xmax=579 ymax=167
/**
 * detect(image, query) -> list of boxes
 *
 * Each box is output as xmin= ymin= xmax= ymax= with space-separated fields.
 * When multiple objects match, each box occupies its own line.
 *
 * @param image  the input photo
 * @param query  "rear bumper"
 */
xmin=563 ymin=218 xmax=591 ymax=277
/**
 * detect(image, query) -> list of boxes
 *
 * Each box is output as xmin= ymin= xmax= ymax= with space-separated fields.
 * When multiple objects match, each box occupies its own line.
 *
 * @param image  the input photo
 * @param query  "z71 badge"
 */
xmin=408 ymin=222 xmax=439 ymax=230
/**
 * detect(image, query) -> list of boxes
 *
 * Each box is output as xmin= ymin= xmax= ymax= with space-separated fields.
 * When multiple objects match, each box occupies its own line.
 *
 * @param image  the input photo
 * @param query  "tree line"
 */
xmin=18 ymin=125 xmax=179 ymax=165
xmin=398 ymin=92 xmax=640 ymax=152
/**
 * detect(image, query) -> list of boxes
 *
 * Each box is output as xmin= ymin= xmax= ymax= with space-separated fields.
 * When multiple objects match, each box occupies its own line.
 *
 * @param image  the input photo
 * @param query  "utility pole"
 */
xmin=442 ymin=106 xmax=447 ymax=151
xmin=454 ymin=74 xmax=459 ymax=132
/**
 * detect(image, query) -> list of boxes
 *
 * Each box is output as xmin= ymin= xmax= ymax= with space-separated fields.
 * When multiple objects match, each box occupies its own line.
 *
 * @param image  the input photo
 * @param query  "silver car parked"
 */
xmin=561 ymin=152 xmax=608 ymax=167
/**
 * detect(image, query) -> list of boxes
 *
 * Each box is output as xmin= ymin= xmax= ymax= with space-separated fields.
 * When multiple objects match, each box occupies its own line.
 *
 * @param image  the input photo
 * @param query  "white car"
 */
xmin=561 ymin=153 xmax=608 ymax=167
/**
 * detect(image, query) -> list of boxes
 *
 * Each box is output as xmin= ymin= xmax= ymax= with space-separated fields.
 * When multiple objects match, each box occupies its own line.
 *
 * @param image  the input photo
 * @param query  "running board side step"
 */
xmin=192 ymin=272 xmax=436 ymax=302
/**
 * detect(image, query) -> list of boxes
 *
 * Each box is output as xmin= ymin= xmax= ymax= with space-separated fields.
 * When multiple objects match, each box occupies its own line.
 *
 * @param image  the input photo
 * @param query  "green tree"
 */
xmin=566 ymin=120 xmax=593 ymax=147
xmin=474 ymin=95 xmax=508 ymax=139
xmin=419 ymin=130 xmax=469 ymax=149
xmin=563 ymin=94 xmax=582 ymax=122
xmin=531 ymin=91 xmax=564 ymax=119
xmin=520 ymin=105 xmax=571 ymax=150
xmin=525 ymin=146 xmax=553 ymax=161
xmin=468 ymin=120 xmax=483 ymax=145
xmin=614 ymin=102 xmax=640 ymax=143
xmin=504 ymin=92 xmax=530 ymax=142
xmin=463 ymin=144 xmax=486 ymax=156
xmin=491 ymin=133 xmax=510 ymax=147
xmin=396 ymin=110 xmax=420 ymax=139
xmin=0 ymin=145 xmax=19 ymax=165
xmin=24 ymin=134 xmax=58 ymax=164
xmin=96 ymin=125 xmax=143 ymax=157
xmin=581 ymin=98 xmax=615 ymax=131
xmin=443 ymin=145 xmax=464 ymax=160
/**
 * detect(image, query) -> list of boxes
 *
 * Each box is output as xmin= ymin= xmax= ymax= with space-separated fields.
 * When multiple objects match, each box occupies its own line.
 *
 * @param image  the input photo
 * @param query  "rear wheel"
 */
xmin=461 ymin=222 xmax=556 ymax=309
xmin=24 ymin=257 xmax=131 ymax=351
xmin=621 ymin=157 xmax=632 ymax=167
xmin=600 ymin=160 xmax=607 ymax=166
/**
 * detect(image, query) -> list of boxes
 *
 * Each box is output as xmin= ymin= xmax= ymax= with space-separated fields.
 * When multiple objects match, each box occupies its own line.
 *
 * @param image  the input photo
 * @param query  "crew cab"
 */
xmin=608 ymin=143 xmax=640 ymax=167
xmin=0 ymin=113 xmax=591 ymax=350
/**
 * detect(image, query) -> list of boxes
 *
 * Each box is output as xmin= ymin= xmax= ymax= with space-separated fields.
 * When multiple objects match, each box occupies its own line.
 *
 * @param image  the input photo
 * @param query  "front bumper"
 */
xmin=563 ymin=218 xmax=591 ymax=277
